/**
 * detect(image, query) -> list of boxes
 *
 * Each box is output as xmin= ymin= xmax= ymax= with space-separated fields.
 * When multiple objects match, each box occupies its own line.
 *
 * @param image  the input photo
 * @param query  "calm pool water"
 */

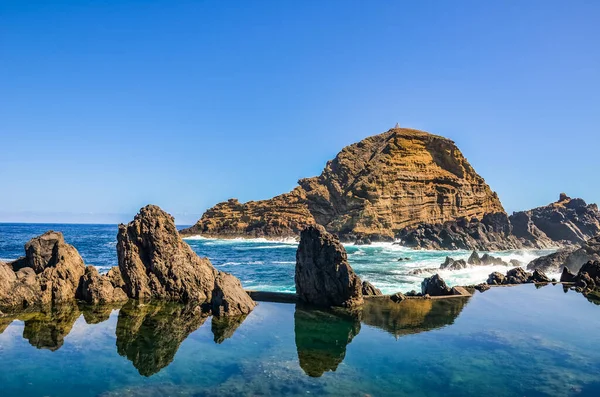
xmin=0 ymin=284 xmax=599 ymax=397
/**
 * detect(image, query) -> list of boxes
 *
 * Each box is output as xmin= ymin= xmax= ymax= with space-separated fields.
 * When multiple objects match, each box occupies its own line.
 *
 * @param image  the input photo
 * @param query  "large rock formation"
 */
xmin=399 ymin=194 xmax=600 ymax=250
xmin=528 ymin=235 xmax=600 ymax=274
xmin=117 ymin=205 xmax=256 ymax=316
xmin=181 ymin=128 xmax=504 ymax=241
xmin=1 ymin=231 xmax=86 ymax=309
xmin=295 ymin=225 xmax=363 ymax=307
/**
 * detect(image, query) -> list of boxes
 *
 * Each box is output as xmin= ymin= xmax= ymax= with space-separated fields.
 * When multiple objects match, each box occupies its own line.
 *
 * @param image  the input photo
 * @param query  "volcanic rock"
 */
xmin=560 ymin=267 xmax=577 ymax=283
xmin=527 ymin=235 xmax=600 ymax=274
xmin=181 ymin=128 xmax=504 ymax=241
xmin=468 ymin=251 xmax=481 ymax=265
xmin=440 ymin=257 xmax=468 ymax=271
xmin=504 ymin=267 xmax=532 ymax=285
xmin=421 ymin=274 xmax=452 ymax=296
xmin=361 ymin=281 xmax=382 ymax=296
xmin=117 ymin=205 xmax=256 ymax=316
xmin=487 ymin=272 xmax=505 ymax=285
xmin=76 ymin=266 xmax=128 ymax=305
xmin=390 ymin=292 xmax=406 ymax=303
xmin=529 ymin=269 xmax=551 ymax=283
xmin=295 ymin=225 xmax=363 ymax=308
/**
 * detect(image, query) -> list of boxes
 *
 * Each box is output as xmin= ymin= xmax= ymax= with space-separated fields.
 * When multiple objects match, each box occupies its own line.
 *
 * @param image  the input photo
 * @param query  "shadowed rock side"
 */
xmin=115 ymin=301 xmax=209 ymax=377
xmin=294 ymin=305 xmax=361 ymax=377
xmin=0 ymin=303 xmax=81 ymax=351
xmin=295 ymin=225 xmax=363 ymax=308
xmin=1 ymin=231 xmax=85 ymax=309
xmin=181 ymin=128 xmax=504 ymax=241
xmin=528 ymin=235 xmax=600 ymax=274
xmin=360 ymin=297 xmax=469 ymax=338
xmin=399 ymin=194 xmax=600 ymax=250
xmin=117 ymin=205 xmax=256 ymax=316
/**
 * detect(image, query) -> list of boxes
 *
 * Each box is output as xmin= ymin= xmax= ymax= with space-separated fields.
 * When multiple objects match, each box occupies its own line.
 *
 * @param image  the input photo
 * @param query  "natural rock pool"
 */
xmin=1 ymin=283 xmax=599 ymax=397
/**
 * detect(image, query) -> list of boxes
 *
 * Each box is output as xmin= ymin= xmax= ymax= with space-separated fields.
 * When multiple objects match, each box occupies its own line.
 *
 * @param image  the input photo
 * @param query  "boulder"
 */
xmin=451 ymin=286 xmax=471 ymax=296
xmin=76 ymin=266 xmax=128 ymax=305
xmin=117 ymin=205 xmax=256 ymax=316
xmin=560 ymin=267 xmax=577 ymax=283
xmin=439 ymin=257 xmax=468 ymax=271
xmin=1 ymin=231 xmax=85 ymax=309
xmin=467 ymin=251 xmax=481 ymax=265
xmin=487 ymin=272 xmax=505 ymax=285
xmin=361 ymin=281 xmax=382 ymax=296
xmin=421 ymin=274 xmax=452 ymax=296
xmin=295 ymin=225 xmax=363 ymax=308
xmin=390 ymin=292 xmax=405 ymax=303
xmin=503 ymin=267 xmax=532 ymax=285
xmin=474 ymin=283 xmax=491 ymax=292
xmin=529 ymin=269 xmax=551 ymax=283
xmin=509 ymin=259 xmax=523 ymax=267
xmin=481 ymin=253 xmax=508 ymax=266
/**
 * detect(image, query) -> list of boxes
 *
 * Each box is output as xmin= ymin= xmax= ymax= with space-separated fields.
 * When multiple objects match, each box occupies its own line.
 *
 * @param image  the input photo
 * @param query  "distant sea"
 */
xmin=0 ymin=223 xmax=557 ymax=294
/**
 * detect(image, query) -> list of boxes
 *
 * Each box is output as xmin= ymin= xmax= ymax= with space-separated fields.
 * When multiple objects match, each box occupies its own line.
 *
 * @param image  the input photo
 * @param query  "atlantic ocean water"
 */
xmin=0 ymin=223 xmax=556 ymax=294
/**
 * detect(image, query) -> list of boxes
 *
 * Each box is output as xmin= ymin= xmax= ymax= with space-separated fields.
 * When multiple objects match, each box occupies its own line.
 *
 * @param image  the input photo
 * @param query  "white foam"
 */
xmin=183 ymin=235 xmax=298 ymax=245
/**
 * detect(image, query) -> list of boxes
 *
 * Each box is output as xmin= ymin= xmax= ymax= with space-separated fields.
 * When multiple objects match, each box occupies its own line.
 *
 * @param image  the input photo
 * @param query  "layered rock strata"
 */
xmin=181 ymin=128 xmax=504 ymax=241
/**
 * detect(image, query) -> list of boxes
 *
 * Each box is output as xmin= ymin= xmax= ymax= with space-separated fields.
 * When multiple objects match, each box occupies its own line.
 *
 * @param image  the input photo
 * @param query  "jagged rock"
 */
xmin=397 ymin=257 xmax=411 ymax=261
xmin=439 ymin=257 xmax=468 ymax=271
xmin=399 ymin=194 xmax=600 ymax=251
xmin=487 ymin=272 xmax=505 ymax=285
xmin=529 ymin=269 xmax=551 ymax=283
xmin=421 ymin=274 xmax=452 ymax=296
xmin=579 ymin=261 xmax=600 ymax=280
xmin=181 ymin=128 xmax=504 ymax=241
xmin=560 ymin=267 xmax=577 ymax=283
xmin=528 ymin=235 xmax=600 ymax=274
xmin=451 ymin=286 xmax=471 ymax=296
xmin=509 ymin=259 xmax=523 ymax=267
xmin=408 ymin=267 xmax=438 ymax=276
xmin=117 ymin=205 xmax=255 ymax=316
xmin=474 ymin=283 xmax=490 ymax=292
xmin=390 ymin=292 xmax=405 ymax=303
xmin=1 ymin=232 xmax=85 ymax=309
xmin=504 ymin=267 xmax=532 ymax=285
xmin=76 ymin=266 xmax=128 ymax=305
xmin=361 ymin=281 xmax=382 ymax=296
xmin=468 ymin=251 xmax=481 ymax=265
xmin=480 ymin=253 xmax=507 ymax=266
xmin=295 ymin=225 xmax=363 ymax=308
xmin=211 ymin=272 xmax=257 ymax=316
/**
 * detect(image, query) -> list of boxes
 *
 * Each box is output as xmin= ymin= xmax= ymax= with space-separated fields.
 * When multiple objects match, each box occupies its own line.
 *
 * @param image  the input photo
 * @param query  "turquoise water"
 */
xmin=0 ymin=224 xmax=556 ymax=294
xmin=0 ymin=284 xmax=599 ymax=396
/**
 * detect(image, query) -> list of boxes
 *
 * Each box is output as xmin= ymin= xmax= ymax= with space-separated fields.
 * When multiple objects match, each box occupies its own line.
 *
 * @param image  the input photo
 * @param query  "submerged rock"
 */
xmin=421 ymin=274 xmax=452 ymax=296
xmin=117 ymin=205 xmax=256 ymax=316
xmin=295 ymin=225 xmax=363 ymax=308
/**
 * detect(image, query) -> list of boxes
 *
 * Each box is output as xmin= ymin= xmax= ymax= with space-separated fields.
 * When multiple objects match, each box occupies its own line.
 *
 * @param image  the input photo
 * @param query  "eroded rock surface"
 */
xmin=295 ymin=225 xmax=363 ymax=307
xmin=421 ymin=274 xmax=452 ymax=296
xmin=181 ymin=128 xmax=504 ymax=241
xmin=117 ymin=205 xmax=256 ymax=316
xmin=76 ymin=266 xmax=128 ymax=305
xmin=361 ymin=281 xmax=382 ymax=296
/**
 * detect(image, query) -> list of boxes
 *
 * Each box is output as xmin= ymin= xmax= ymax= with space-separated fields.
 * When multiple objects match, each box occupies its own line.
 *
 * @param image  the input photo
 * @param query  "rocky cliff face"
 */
xmin=181 ymin=128 xmax=504 ymax=241
xmin=399 ymin=194 xmax=600 ymax=251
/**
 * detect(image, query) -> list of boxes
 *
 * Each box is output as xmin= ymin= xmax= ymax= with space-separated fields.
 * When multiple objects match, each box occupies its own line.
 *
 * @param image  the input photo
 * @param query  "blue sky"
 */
xmin=1 ymin=1 xmax=599 ymax=224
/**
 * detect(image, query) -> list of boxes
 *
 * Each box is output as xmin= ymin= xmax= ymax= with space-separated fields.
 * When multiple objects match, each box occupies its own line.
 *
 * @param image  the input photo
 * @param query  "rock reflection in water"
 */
xmin=0 ymin=303 xmax=81 ymax=351
xmin=211 ymin=314 xmax=248 ymax=344
xmin=115 ymin=301 xmax=210 ymax=376
xmin=361 ymin=297 xmax=469 ymax=338
xmin=294 ymin=305 xmax=361 ymax=377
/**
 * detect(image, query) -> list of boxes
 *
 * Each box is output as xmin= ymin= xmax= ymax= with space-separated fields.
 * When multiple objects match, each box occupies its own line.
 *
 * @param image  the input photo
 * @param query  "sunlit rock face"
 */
xmin=181 ymin=128 xmax=504 ymax=241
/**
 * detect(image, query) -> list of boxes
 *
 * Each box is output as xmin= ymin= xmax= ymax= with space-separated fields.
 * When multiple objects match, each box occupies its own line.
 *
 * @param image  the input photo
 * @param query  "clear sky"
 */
xmin=1 ymin=1 xmax=599 ymax=224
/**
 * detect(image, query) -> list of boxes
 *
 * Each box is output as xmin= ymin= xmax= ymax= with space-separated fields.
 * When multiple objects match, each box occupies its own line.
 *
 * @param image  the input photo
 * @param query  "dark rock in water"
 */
xmin=354 ymin=237 xmax=372 ymax=246
xmin=560 ymin=267 xmax=577 ymax=283
xmin=408 ymin=267 xmax=438 ymax=276
xmin=481 ymin=253 xmax=508 ymax=266
xmin=439 ymin=257 xmax=468 ymax=271
xmin=405 ymin=290 xmax=419 ymax=297
xmin=421 ymin=274 xmax=452 ymax=296
xmin=504 ymin=267 xmax=532 ymax=285
xmin=295 ymin=225 xmax=363 ymax=308
xmin=487 ymin=272 xmax=505 ymax=285
xmin=529 ymin=269 xmax=551 ymax=283
xmin=1 ymin=231 xmax=85 ymax=309
xmin=509 ymin=259 xmax=523 ymax=267
xmin=579 ymin=260 xmax=600 ymax=280
xmin=294 ymin=305 xmax=360 ymax=377
xmin=361 ymin=281 xmax=382 ymax=296
xmin=527 ymin=235 xmax=600 ymax=274
xmin=468 ymin=251 xmax=481 ymax=265
xmin=76 ymin=266 xmax=128 ymax=305
xmin=397 ymin=257 xmax=411 ymax=261
xmin=116 ymin=301 xmax=209 ymax=377
xmin=390 ymin=292 xmax=405 ymax=303
xmin=474 ymin=283 xmax=491 ymax=292
xmin=117 ymin=205 xmax=255 ymax=316
xmin=451 ymin=286 xmax=471 ymax=296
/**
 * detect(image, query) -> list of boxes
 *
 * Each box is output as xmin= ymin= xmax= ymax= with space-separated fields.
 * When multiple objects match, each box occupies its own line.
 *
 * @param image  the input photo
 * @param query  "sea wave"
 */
xmin=183 ymin=235 xmax=298 ymax=245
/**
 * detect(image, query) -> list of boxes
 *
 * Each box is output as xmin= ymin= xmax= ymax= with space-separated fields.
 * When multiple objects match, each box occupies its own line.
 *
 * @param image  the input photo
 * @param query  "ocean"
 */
xmin=0 ymin=223 xmax=557 ymax=294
